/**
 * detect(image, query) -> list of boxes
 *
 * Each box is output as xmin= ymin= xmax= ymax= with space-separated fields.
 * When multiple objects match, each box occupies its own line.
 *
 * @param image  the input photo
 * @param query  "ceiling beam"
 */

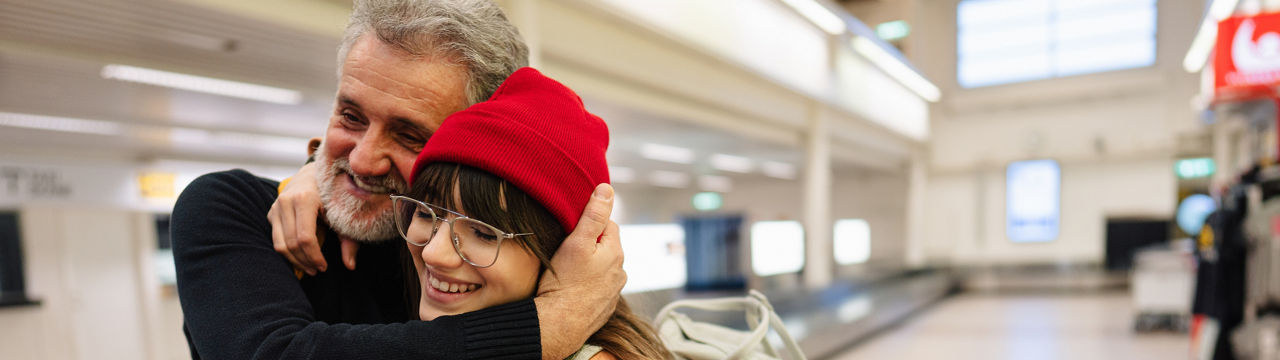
xmin=167 ymin=0 xmax=350 ymax=38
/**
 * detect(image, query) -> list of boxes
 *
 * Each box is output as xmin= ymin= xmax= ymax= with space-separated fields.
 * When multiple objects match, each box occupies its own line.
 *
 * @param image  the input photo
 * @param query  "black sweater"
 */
xmin=173 ymin=169 xmax=541 ymax=359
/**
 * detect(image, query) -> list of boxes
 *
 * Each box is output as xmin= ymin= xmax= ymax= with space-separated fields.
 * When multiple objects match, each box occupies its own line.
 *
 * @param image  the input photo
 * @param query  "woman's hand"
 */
xmin=268 ymin=160 xmax=330 ymax=276
xmin=268 ymin=138 xmax=362 ymax=275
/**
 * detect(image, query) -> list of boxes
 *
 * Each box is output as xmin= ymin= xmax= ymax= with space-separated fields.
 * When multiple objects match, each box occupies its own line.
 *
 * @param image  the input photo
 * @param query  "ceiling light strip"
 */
xmin=640 ymin=143 xmax=696 ymax=164
xmin=779 ymin=0 xmax=847 ymax=35
xmin=761 ymin=161 xmax=798 ymax=180
xmin=0 ymin=112 xmax=123 ymax=135
xmin=102 ymin=64 xmax=303 ymax=105
xmin=709 ymin=153 xmax=754 ymax=173
xmin=852 ymin=37 xmax=941 ymax=102
xmin=649 ymin=170 xmax=691 ymax=188
xmin=1183 ymin=0 xmax=1240 ymax=73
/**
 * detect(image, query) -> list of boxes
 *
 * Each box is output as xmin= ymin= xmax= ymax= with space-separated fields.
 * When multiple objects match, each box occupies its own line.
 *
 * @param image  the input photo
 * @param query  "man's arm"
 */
xmin=173 ymin=170 xmax=540 ymax=359
xmin=535 ymin=184 xmax=626 ymax=360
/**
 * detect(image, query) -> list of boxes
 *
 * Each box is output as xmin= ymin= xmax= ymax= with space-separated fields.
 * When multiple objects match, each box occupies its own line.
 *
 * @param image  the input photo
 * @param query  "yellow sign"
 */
xmin=1198 ymin=224 xmax=1215 ymax=252
xmin=138 ymin=172 xmax=176 ymax=199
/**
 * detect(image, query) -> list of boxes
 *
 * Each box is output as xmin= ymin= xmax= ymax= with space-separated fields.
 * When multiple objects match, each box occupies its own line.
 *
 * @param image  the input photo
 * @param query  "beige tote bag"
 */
xmin=654 ymin=290 xmax=806 ymax=360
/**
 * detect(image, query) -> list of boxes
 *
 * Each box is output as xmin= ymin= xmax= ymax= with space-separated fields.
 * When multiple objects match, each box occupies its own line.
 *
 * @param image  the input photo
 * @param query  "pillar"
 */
xmin=803 ymin=106 xmax=833 ymax=289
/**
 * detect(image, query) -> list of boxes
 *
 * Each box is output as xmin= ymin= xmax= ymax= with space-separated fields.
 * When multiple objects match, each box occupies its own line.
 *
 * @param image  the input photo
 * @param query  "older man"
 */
xmin=172 ymin=1 xmax=624 ymax=359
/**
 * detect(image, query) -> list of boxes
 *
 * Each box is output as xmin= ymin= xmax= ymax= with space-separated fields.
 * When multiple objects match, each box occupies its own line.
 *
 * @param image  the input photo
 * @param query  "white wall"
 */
xmin=833 ymin=173 xmax=908 ymax=267
xmin=0 ymin=155 xmax=270 ymax=360
xmin=0 ymin=207 xmax=187 ymax=360
xmin=613 ymin=169 xmax=909 ymax=278
xmin=909 ymin=0 xmax=1202 ymax=265
xmin=925 ymin=159 xmax=1175 ymax=265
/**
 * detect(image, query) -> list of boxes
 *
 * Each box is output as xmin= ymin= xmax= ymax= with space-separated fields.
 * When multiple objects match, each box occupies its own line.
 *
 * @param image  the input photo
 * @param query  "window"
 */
xmin=0 ymin=211 xmax=31 ymax=305
xmin=833 ymin=219 xmax=871 ymax=265
xmin=957 ymin=0 xmax=1157 ymax=87
xmin=750 ymin=221 xmax=805 ymax=276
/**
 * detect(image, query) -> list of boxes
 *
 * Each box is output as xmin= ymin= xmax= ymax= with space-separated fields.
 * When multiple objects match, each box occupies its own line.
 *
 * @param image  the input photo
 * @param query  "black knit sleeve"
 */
xmin=172 ymin=170 xmax=541 ymax=359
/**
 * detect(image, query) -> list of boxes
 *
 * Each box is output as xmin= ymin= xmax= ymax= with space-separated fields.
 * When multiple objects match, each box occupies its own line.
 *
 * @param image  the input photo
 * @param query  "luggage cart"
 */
xmin=1131 ymin=245 xmax=1195 ymax=333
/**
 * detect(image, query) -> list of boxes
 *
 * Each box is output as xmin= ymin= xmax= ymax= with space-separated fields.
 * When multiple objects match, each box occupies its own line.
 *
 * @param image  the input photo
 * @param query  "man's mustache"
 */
xmin=329 ymin=157 xmax=408 ymax=194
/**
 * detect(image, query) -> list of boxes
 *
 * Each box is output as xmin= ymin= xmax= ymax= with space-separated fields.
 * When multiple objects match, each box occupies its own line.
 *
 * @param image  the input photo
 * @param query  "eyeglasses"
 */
xmin=390 ymin=195 xmax=534 ymax=268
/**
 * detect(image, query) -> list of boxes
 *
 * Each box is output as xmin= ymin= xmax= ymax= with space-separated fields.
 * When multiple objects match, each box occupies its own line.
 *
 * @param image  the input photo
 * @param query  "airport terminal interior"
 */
xmin=2 ymin=0 xmax=1280 ymax=359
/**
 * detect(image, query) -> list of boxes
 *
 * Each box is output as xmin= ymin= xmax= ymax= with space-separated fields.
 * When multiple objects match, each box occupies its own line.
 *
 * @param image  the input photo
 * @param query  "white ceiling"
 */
xmin=0 ymin=0 xmax=890 ymax=189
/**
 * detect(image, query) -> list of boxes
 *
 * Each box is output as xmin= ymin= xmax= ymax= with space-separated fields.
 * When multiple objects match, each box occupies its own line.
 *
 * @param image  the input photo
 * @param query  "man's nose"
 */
xmin=347 ymin=131 xmax=393 ymax=177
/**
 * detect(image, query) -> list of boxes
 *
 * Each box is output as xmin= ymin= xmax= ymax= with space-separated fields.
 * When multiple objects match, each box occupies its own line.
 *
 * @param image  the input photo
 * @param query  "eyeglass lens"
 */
xmin=393 ymin=197 xmax=503 ymax=267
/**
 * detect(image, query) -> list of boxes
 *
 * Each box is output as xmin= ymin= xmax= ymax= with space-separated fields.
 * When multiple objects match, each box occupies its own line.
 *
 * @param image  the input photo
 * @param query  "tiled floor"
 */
xmin=832 ymin=292 xmax=1189 ymax=360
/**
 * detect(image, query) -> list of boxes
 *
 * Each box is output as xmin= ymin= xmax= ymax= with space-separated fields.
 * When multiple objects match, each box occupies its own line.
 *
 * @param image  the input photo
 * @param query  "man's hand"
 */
xmin=535 ymin=184 xmax=625 ymax=360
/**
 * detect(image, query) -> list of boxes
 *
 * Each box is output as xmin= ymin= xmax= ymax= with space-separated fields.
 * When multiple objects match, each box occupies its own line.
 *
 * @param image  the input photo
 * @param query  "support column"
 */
xmin=904 ymin=149 xmax=928 ymax=268
xmin=803 ymin=106 xmax=833 ymax=289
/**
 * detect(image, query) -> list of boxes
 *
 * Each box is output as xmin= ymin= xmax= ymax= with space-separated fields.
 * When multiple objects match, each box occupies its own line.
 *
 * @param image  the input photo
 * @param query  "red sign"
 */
xmin=1215 ymin=13 xmax=1280 ymax=102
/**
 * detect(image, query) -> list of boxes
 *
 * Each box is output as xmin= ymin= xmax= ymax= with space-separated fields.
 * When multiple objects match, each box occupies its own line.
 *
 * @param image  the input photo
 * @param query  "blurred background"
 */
xmin=0 ymin=0 xmax=1276 ymax=359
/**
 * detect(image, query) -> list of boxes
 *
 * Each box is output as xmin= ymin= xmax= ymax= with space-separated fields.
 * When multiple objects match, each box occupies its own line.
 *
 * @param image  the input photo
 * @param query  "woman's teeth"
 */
xmin=429 ymin=275 xmax=479 ymax=294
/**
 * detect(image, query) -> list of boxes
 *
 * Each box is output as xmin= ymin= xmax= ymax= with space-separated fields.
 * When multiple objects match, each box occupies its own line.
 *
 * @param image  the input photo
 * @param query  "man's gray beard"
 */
xmin=313 ymin=149 xmax=407 ymax=242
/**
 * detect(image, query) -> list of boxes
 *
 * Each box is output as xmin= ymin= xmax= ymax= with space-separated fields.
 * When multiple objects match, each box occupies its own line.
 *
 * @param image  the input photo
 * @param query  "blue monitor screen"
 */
xmin=1007 ymin=159 xmax=1060 ymax=243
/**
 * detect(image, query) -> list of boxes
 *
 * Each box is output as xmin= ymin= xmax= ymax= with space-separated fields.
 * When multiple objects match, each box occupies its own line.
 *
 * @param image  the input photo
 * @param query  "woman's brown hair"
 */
xmin=403 ymin=163 xmax=671 ymax=360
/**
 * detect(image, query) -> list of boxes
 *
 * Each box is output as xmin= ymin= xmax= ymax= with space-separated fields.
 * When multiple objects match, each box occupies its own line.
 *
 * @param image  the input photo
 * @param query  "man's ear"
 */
xmin=307 ymin=137 xmax=322 ymax=157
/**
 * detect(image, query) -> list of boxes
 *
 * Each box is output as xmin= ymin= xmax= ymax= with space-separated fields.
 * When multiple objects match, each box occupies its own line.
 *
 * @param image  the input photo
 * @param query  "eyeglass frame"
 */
xmin=390 ymin=194 xmax=535 ymax=268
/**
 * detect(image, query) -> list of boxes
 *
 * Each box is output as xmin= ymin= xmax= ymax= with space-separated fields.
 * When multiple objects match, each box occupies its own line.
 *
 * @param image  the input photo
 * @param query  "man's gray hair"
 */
xmin=338 ymin=0 xmax=530 ymax=104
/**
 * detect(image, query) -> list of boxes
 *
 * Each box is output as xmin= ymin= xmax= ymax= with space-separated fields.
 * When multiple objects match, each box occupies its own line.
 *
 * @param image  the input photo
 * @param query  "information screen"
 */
xmin=1006 ymin=159 xmax=1060 ymax=243
xmin=750 ymin=221 xmax=805 ymax=276
xmin=618 ymin=224 xmax=687 ymax=293
xmin=833 ymin=219 xmax=871 ymax=265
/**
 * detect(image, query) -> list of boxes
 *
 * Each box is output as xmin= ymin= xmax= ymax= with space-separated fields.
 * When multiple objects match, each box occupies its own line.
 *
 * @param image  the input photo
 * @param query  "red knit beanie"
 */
xmin=411 ymin=67 xmax=610 ymax=233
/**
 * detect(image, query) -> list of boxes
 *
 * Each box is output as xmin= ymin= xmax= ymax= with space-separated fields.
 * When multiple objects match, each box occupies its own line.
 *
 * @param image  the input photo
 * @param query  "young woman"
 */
xmin=391 ymin=67 xmax=670 ymax=360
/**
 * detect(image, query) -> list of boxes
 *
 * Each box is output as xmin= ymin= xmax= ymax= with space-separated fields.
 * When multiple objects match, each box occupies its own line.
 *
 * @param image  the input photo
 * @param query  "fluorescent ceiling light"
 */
xmin=0 ymin=112 xmax=123 ymax=135
xmin=779 ymin=0 xmax=846 ymax=35
xmin=649 ymin=170 xmax=691 ymax=188
xmin=851 ymin=37 xmax=941 ymax=102
xmin=102 ymin=64 xmax=303 ymax=105
xmin=0 ymin=111 xmax=310 ymax=155
xmin=214 ymin=131 xmax=307 ymax=154
xmin=1184 ymin=0 xmax=1240 ymax=73
xmin=1210 ymin=0 xmax=1241 ymax=20
xmin=610 ymin=166 xmax=636 ymax=184
xmin=640 ymin=143 xmax=696 ymax=164
xmin=1184 ymin=18 xmax=1218 ymax=73
xmin=698 ymin=175 xmax=733 ymax=192
xmin=761 ymin=161 xmax=798 ymax=180
xmin=169 ymin=127 xmax=307 ymax=154
xmin=709 ymin=153 xmax=754 ymax=173
xmin=168 ymin=127 xmax=212 ymax=144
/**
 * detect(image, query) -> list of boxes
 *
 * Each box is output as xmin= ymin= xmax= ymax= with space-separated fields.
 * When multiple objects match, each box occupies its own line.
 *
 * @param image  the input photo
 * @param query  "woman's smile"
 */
xmin=421 ymin=268 xmax=484 ymax=305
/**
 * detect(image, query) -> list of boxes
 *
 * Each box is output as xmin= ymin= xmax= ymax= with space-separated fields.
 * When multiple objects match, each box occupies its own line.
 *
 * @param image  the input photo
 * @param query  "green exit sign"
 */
xmin=692 ymin=192 xmax=723 ymax=211
xmin=1175 ymin=158 xmax=1215 ymax=179
xmin=876 ymin=20 xmax=910 ymax=41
